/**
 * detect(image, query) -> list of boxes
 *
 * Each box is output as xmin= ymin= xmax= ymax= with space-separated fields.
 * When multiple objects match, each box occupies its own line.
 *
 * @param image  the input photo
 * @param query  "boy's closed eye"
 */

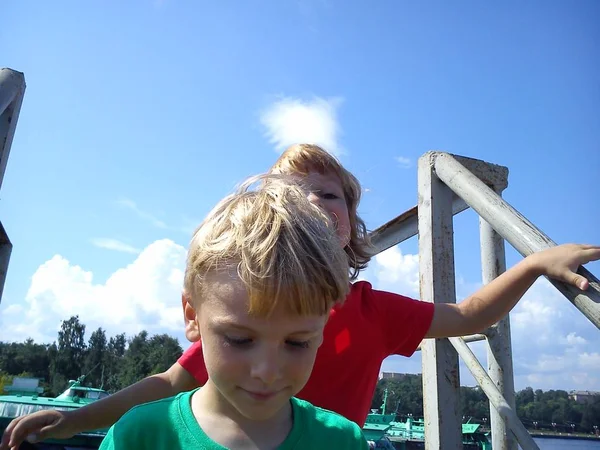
xmin=223 ymin=335 xmax=311 ymax=350
xmin=223 ymin=335 xmax=252 ymax=347
xmin=286 ymin=339 xmax=311 ymax=349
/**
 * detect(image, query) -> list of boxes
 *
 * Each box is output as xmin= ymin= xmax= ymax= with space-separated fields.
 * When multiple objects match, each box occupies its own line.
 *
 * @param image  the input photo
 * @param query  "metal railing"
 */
xmin=368 ymin=151 xmax=599 ymax=450
xmin=0 ymin=68 xmax=26 ymax=304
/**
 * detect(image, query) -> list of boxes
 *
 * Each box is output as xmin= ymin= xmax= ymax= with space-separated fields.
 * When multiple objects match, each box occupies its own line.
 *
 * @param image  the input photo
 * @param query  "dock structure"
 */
xmin=369 ymin=152 xmax=599 ymax=450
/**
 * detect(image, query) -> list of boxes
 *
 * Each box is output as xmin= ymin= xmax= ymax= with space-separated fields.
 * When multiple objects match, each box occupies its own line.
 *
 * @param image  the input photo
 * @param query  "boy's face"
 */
xmin=184 ymin=272 xmax=328 ymax=422
xmin=303 ymin=171 xmax=351 ymax=249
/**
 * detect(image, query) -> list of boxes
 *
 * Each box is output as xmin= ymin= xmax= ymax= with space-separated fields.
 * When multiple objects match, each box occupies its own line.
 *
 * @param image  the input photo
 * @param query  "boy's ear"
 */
xmin=182 ymin=291 xmax=201 ymax=342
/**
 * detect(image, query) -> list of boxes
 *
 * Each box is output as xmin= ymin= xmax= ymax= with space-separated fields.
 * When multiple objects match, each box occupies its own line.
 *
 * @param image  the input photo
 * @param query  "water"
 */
xmin=532 ymin=437 xmax=600 ymax=449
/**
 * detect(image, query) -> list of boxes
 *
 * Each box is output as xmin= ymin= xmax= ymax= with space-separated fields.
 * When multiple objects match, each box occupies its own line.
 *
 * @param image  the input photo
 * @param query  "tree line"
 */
xmin=2 ymin=317 xmax=599 ymax=434
xmin=0 ymin=316 xmax=183 ymax=396
xmin=370 ymin=375 xmax=600 ymax=434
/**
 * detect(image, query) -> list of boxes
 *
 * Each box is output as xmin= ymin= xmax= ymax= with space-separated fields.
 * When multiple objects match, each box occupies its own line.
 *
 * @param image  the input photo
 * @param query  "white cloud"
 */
xmin=526 ymin=354 xmax=570 ymax=373
xmin=371 ymin=246 xmax=420 ymax=297
xmin=0 ymin=239 xmax=188 ymax=346
xmin=561 ymin=332 xmax=587 ymax=347
xmin=366 ymin=247 xmax=600 ymax=391
xmin=115 ymin=199 xmax=197 ymax=236
xmin=579 ymin=352 xmax=600 ymax=370
xmin=395 ymin=156 xmax=412 ymax=169
xmin=91 ymin=238 xmax=140 ymax=254
xmin=117 ymin=198 xmax=168 ymax=229
xmin=260 ymin=96 xmax=344 ymax=156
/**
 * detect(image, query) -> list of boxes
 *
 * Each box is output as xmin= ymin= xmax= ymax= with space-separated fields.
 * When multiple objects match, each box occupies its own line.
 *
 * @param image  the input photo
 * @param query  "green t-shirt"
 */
xmin=99 ymin=388 xmax=369 ymax=449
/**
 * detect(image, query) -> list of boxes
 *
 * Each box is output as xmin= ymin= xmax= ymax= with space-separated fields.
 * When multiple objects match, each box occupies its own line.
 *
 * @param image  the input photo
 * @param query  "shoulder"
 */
xmin=347 ymin=281 xmax=432 ymax=317
xmin=106 ymin=392 xmax=190 ymax=444
xmin=292 ymin=398 xmax=367 ymax=447
xmin=347 ymin=281 xmax=434 ymax=357
xmin=177 ymin=341 xmax=209 ymax=384
xmin=121 ymin=393 xmax=181 ymax=423
xmin=350 ymin=280 xmax=417 ymax=303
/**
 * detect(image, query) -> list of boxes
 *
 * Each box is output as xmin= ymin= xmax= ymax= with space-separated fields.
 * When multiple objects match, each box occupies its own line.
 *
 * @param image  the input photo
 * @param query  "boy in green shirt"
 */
xmin=99 ymin=175 xmax=369 ymax=450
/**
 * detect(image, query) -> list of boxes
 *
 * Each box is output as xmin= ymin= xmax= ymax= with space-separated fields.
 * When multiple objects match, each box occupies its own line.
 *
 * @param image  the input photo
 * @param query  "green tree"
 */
xmin=0 ymin=371 xmax=14 ymax=394
xmin=146 ymin=334 xmax=183 ymax=375
xmin=49 ymin=316 xmax=87 ymax=393
xmin=104 ymin=333 xmax=126 ymax=392
xmin=17 ymin=339 xmax=52 ymax=380
xmin=580 ymin=397 xmax=600 ymax=433
xmin=83 ymin=328 xmax=108 ymax=387
xmin=119 ymin=331 xmax=150 ymax=388
xmin=371 ymin=375 xmax=423 ymax=417
xmin=0 ymin=342 xmax=20 ymax=375
xmin=461 ymin=386 xmax=489 ymax=421
xmin=516 ymin=386 xmax=535 ymax=419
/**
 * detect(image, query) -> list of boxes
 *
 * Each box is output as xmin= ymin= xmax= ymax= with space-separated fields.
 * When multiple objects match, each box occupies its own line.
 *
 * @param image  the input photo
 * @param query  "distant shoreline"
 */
xmin=529 ymin=431 xmax=600 ymax=442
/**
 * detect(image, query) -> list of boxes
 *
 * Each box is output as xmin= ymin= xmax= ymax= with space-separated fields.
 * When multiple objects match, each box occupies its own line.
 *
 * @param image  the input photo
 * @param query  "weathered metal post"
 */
xmin=0 ymin=69 xmax=26 ymax=190
xmin=0 ymin=68 xmax=26 ymax=303
xmin=418 ymin=152 xmax=462 ymax=449
xmin=480 ymin=204 xmax=517 ymax=450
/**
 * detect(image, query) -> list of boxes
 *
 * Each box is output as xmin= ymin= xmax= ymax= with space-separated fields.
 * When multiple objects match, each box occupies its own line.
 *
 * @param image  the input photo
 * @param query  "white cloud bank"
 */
xmin=0 ymin=239 xmax=188 ymax=346
xmin=3 ymin=241 xmax=598 ymax=391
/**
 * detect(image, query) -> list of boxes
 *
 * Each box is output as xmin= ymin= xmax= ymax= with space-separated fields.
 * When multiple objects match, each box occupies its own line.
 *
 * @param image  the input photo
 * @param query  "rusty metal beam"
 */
xmin=415 ymin=333 xmax=487 ymax=352
xmin=0 ymin=68 xmax=26 ymax=305
xmin=449 ymin=336 xmax=539 ymax=450
xmin=0 ymin=221 xmax=12 ymax=300
xmin=418 ymin=152 xmax=462 ymax=449
xmin=433 ymin=152 xmax=600 ymax=330
xmin=481 ymin=209 xmax=517 ymax=450
xmin=368 ymin=198 xmax=468 ymax=256
xmin=0 ymin=68 xmax=26 ymax=191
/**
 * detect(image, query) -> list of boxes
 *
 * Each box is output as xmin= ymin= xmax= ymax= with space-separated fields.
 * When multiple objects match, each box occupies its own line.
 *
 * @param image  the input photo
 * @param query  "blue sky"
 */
xmin=1 ymin=1 xmax=598 ymax=391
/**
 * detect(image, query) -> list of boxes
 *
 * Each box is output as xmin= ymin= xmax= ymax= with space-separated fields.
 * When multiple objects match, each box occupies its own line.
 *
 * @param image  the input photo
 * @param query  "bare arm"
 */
xmin=69 ymin=362 xmax=198 ymax=430
xmin=425 ymin=244 xmax=600 ymax=338
xmin=1 ymin=362 xmax=198 ymax=450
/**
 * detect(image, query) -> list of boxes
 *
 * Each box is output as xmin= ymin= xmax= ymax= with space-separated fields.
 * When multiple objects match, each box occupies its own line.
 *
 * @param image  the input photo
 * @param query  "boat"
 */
xmin=363 ymin=389 xmax=492 ymax=450
xmin=0 ymin=376 xmax=110 ymax=449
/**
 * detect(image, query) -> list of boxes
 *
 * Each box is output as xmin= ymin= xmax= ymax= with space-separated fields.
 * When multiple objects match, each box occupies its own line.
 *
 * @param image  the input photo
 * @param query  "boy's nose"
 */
xmin=250 ymin=349 xmax=282 ymax=385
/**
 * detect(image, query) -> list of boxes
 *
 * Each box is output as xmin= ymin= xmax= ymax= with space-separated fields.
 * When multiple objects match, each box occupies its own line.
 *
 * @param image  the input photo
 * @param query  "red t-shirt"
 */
xmin=177 ymin=281 xmax=434 ymax=426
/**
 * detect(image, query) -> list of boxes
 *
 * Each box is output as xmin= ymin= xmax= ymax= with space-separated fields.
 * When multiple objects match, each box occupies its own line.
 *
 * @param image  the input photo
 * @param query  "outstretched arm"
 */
xmin=0 ymin=362 xmax=198 ymax=450
xmin=425 ymin=244 xmax=600 ymax=338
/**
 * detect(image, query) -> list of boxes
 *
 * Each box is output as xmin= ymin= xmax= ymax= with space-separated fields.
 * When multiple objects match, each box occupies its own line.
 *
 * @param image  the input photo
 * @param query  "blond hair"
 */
xmin=184 ymin=175 xmax=350 ymax=317
xmin=270 ymin=144 xmax=372 ymax=280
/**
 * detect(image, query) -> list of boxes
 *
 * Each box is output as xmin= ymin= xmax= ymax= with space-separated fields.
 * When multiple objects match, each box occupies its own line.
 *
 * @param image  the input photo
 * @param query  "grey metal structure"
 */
xmin=369 ymin=151 xmax=599 ymax=450
xmin=480 ymin=209 xmax=517 ymax=450
xmin=0 ymin=68 xmax=26 ymax=304
xmin=417 ymin=152 xmax=462 ymax=448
